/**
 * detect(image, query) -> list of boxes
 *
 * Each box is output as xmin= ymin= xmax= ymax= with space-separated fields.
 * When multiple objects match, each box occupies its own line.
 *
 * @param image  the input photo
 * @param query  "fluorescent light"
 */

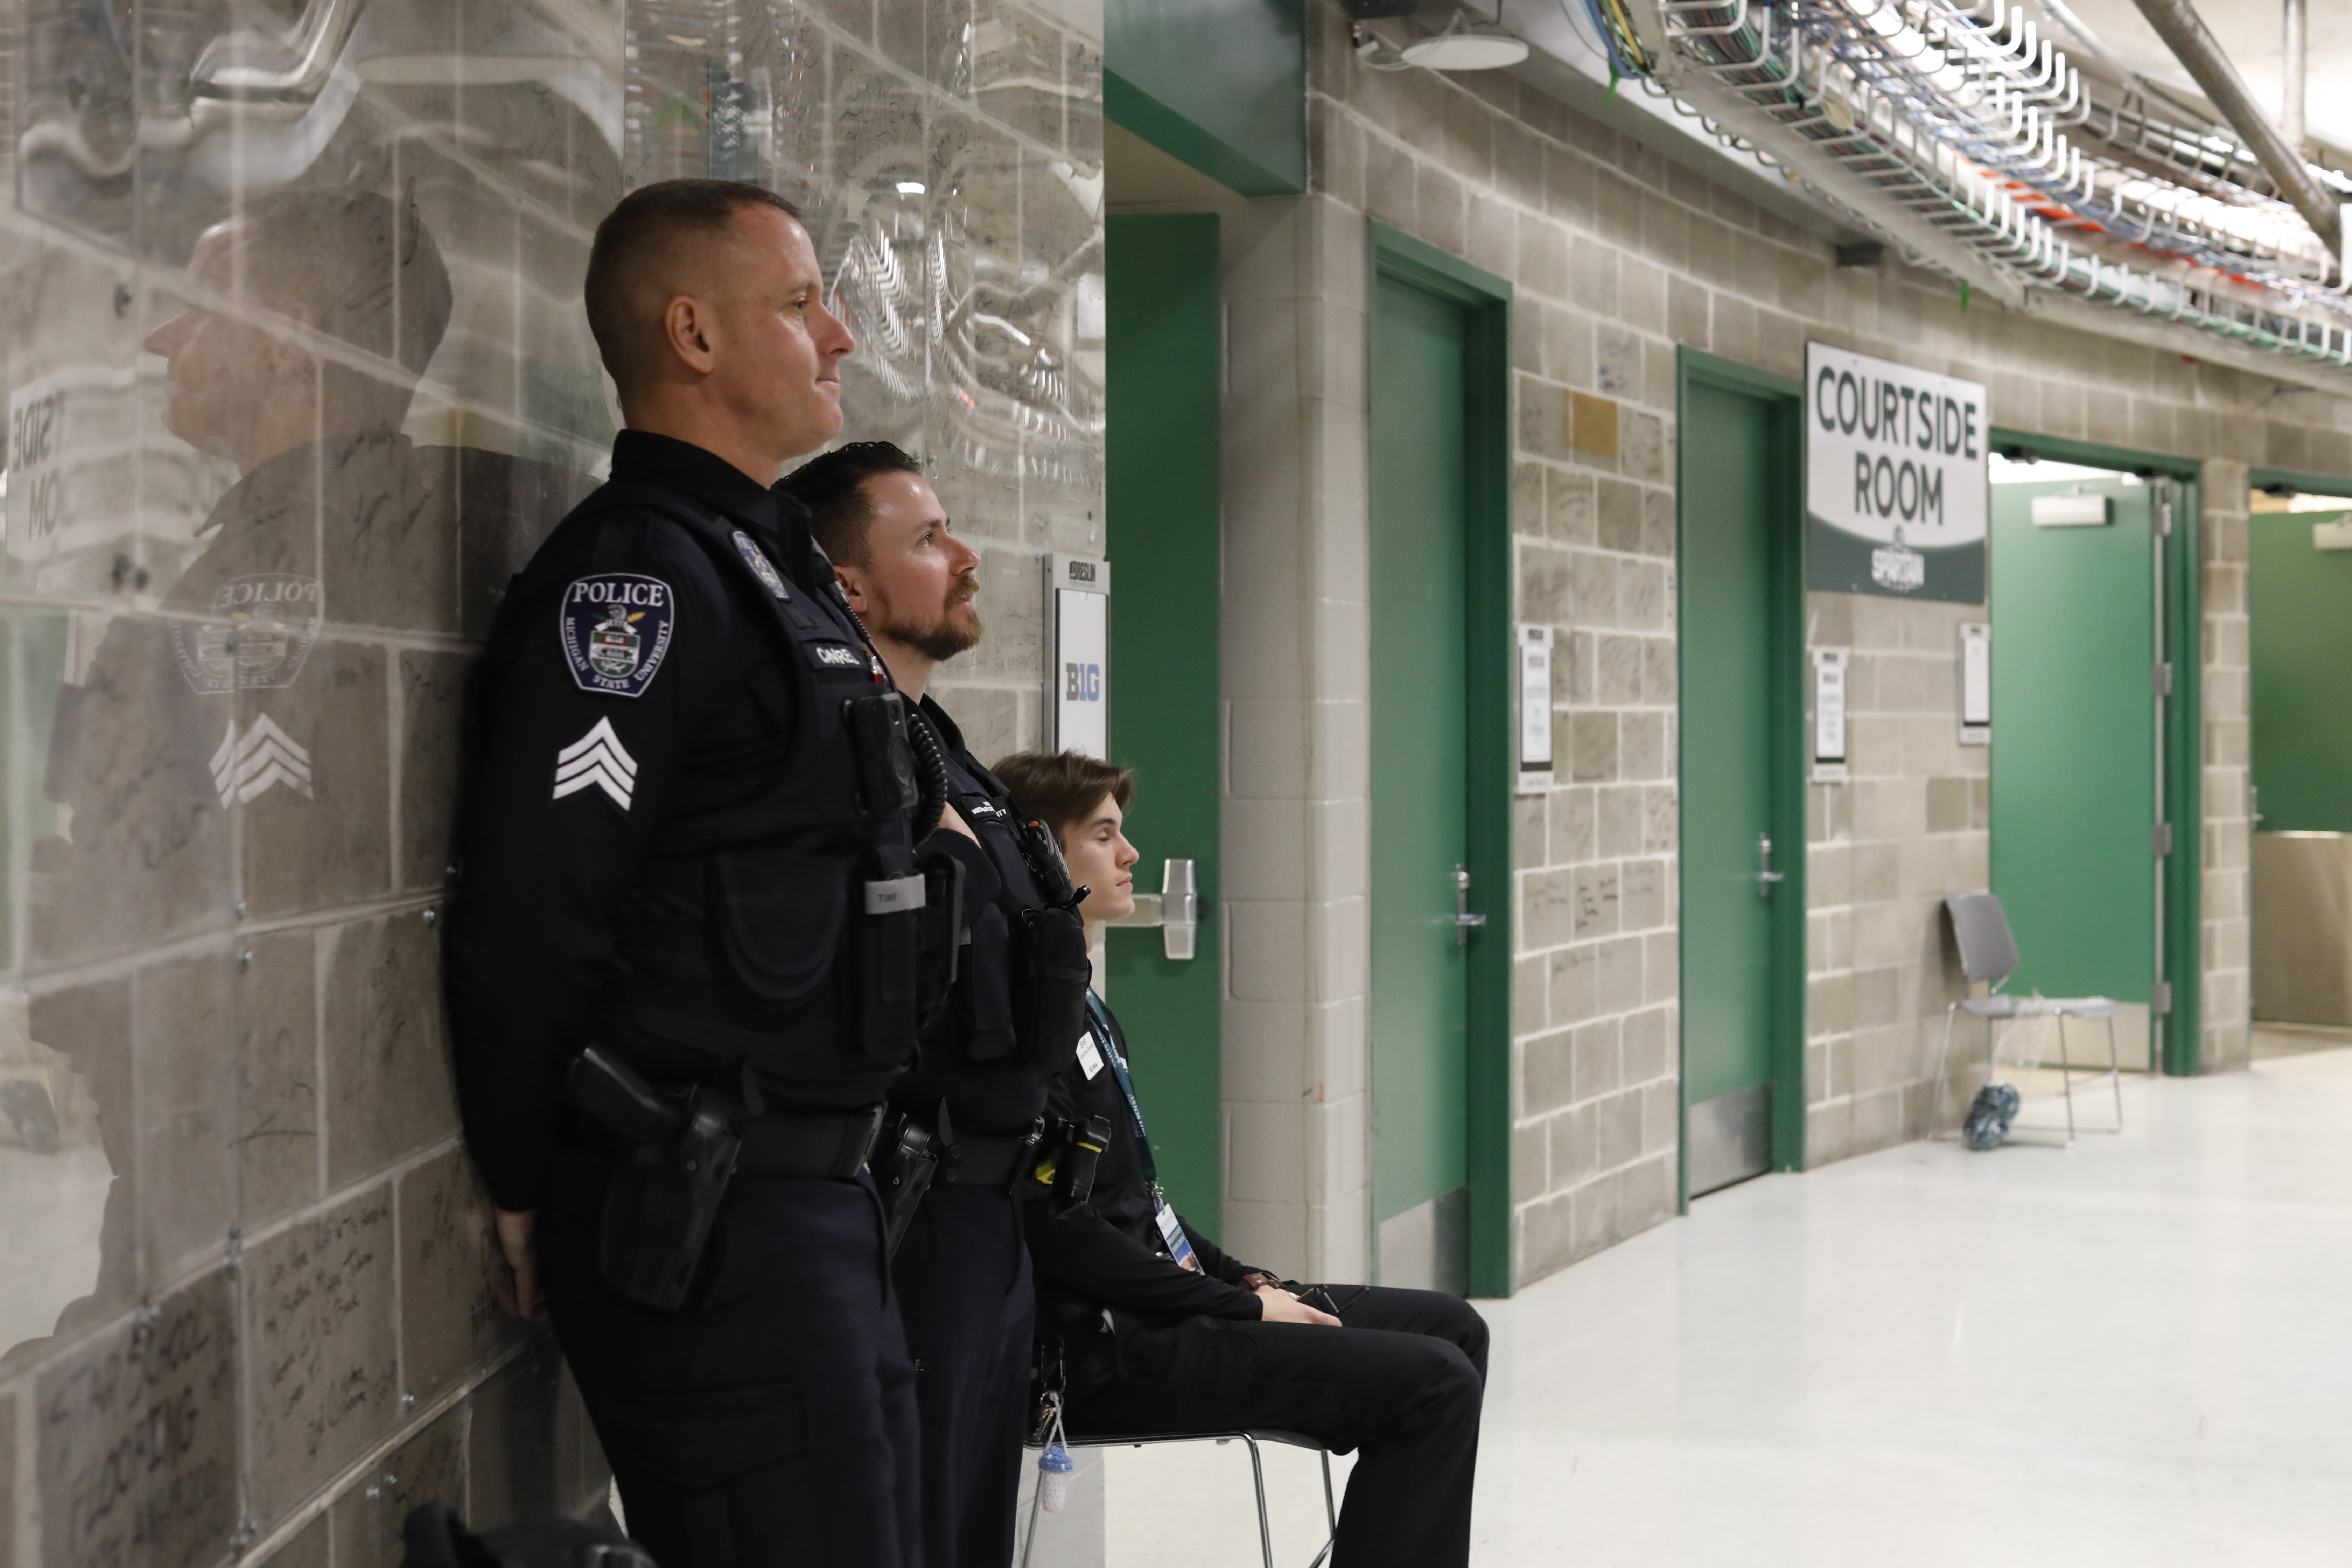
xmin=896 ymin=181 xmax=925 ymax=195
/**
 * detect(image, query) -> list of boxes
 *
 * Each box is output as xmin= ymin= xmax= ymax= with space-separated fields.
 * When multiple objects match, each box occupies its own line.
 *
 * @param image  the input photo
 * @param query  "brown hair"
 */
xmin=777 ymin=440 xmax=924 ymax=567
xmin=583 ymin=179 xmax=803 ymax=391
xmin=991 ymin=751 xmax=1134 ymax=841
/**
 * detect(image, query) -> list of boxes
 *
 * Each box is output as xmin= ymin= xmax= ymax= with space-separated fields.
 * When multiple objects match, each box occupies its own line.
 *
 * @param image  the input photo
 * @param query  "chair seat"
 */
xmin=1058 ymin=1429 xmax=1328 ymax=1452
xmin=1957 ymin=994 xmax=2122 ymax=1020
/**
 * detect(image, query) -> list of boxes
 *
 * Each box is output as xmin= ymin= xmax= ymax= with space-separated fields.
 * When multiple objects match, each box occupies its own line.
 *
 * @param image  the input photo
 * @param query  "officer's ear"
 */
xmin=833 ymin=562 xmax=872 ymax=615
xmin=661 ymin=293 xmax=718 ymax=376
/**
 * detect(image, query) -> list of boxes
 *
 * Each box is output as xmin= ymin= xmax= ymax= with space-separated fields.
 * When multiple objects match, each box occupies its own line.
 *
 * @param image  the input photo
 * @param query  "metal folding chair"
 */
xmin=1018 ymin=1429 xmax=1337 ymax=1568
xmin=1932 ymin=892 xmax=2124 ymax=1145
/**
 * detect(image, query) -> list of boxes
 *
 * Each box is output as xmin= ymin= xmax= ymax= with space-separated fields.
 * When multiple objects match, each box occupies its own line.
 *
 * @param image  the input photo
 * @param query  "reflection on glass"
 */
xmin=0 ymin=0 xmax=1100 ymax=1548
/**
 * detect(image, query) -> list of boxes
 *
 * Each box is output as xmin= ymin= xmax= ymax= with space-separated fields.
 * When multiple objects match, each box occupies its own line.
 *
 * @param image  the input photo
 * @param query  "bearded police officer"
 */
xmin=779 ymin=444 xmax=1091 ymax=1568
xmin=445 ymin=182 xmax=944 ymax=1568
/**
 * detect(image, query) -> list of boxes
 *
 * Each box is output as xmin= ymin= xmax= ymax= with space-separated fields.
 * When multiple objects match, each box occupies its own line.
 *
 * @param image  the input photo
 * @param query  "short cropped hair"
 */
xmin=584 ymin=179 xmax=803 ymax=391
xmin=778 ymin=441 xmax=924 ymax=568
xmin=239 ymin=186 xmax=451 ymax=375
xmin=991 ymin=751 xmax=1135 ymax=842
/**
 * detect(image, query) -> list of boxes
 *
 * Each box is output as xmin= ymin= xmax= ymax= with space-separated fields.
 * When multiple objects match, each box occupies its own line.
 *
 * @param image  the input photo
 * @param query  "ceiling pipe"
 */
xmin=2282 ymin=0 xmax=2306 ymax=153
xmin=2126 ymin=0 xmax=2339 ymax=253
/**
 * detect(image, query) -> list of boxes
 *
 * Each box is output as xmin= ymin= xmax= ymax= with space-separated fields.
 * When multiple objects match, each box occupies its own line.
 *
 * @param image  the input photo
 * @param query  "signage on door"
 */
xmin=1049 ymin=553 xmax=1110 ymax=758
xmin=1804 ymin=343 xmax=1988 ymax=604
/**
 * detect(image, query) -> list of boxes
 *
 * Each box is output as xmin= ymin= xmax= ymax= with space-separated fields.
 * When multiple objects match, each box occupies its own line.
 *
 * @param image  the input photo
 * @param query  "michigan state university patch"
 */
xmin=560 ymin=573 xmax=676 ymax=697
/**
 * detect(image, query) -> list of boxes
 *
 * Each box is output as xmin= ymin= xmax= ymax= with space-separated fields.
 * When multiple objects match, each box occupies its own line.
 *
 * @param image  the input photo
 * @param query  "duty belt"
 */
xmin=563 ymin=1048 xmax=885 ymax=1180
xmin=939 ymin=1125 xmax=1048 ymax=1189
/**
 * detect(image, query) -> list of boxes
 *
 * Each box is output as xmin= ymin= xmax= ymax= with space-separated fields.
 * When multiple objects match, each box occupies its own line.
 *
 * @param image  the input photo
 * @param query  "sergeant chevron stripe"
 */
xmin=552 ymin=717 xmax=638 ymax=811
xmin=210 ymin=715 xmax=314 ymax=806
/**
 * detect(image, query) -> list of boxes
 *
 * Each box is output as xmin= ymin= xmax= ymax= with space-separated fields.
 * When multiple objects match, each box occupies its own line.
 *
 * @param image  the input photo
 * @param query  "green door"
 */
xmin=1370 ymin=274 xmax=1472 ymax=1292
xmin=1105 ymin=214 xmax=1224 ymax=1230
xmin=1678 ymin=378 xmax=1793 ymax=1195
xmin=1990 ymin=475 xmax=2158 ymax=1059
xmin=2250 ymin=507 xmax=2352 ymax=832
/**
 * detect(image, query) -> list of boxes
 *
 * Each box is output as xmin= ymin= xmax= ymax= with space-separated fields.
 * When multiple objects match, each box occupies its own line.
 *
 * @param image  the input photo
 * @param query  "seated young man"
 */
xmin=992 ymin=752 xmax=1489 ymax=1568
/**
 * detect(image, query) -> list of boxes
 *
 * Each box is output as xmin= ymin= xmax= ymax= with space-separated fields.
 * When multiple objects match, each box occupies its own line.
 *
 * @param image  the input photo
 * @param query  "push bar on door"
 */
xmin=1104 ymin=859 xmax=1200 ymax=960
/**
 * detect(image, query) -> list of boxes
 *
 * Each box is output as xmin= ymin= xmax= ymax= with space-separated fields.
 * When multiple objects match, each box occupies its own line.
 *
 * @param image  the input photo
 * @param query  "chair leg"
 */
xmin=1304 ymin=1449 xmax=1337 ymax=1568
xmin=1018 ymin=1456 xmax=1046 ymax=1568
xmin=1244 ymin=1435 xmax=1275 ymax=1568
xmin=2056 ymin=1015 xmax=2076 ymax=1145
xmin=1934 ymin=1004 xmax=1960 ymax=1131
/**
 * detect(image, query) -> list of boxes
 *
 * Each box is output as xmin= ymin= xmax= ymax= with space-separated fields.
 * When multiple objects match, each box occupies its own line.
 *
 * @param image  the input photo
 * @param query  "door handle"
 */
xmin=1757 ymin=834 xmax=1785 ymax=898
xmin=1454 ymin=863 xmax=1488 ymax=946
xmin=1103 ymin=859 xmax=1200 ymax=960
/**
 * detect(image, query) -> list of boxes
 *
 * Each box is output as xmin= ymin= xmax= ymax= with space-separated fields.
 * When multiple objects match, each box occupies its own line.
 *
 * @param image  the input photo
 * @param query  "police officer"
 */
xmin=994 ymin=751 xmax=1491 ymax=1568
xmin=779 ymin=444 xmax=1090 ymax=1568
xmin=444 ymin=181 xmax=934 ymax=1568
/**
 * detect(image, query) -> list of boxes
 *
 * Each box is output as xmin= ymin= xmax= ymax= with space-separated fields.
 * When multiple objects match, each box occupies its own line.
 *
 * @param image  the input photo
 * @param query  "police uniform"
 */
xmin=1028 ymin=996 xmax=1490 ymax=1568
xmin=887 ymin=704 xmax=1087 ymax=1568
xmin=443 ymin=431 xmax=929 ymax=1568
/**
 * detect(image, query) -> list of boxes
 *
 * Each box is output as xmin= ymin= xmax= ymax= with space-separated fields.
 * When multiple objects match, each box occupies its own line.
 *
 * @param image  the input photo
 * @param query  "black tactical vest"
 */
xmin=924 ymin=712 xmax=1091 ymax=1076
xmin=565 ymin=483 xmax=934 ymax=1081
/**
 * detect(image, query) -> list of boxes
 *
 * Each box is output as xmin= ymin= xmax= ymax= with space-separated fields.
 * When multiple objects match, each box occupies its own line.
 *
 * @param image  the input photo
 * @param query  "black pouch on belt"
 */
xmin=1013 ymin=905 xmax=1091 ymax=1072
xmin=571 ymin=1047 xmax=749 ymax=1311
xmin=847 ymin=841 xmax=925 ymax=1067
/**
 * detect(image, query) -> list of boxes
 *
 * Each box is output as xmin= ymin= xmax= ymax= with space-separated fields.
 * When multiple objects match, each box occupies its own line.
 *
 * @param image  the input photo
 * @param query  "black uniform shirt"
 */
xmin=889 ymin=700 xmax=1054 ymax=1136
xmin=445 ymin=431 xmax=890 ymax=1212
xmin=1026 ymin=997 xmax=1264 ymax=1323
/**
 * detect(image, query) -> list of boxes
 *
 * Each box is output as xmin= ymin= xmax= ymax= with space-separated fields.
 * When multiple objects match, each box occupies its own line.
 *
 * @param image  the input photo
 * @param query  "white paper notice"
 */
xmin=1518 ymin=625 xmax=1553 ymax=793
xmin=1959 ymin=622 xmax=1990 ymax=744
xmin=1812 ymin=647 xmax=1847 ymax=780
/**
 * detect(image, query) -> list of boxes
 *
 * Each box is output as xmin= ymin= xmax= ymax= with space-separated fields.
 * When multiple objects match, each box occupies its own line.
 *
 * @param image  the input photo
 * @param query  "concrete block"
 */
xmin=323 ymin=911 xmax=459 ymax=1188
xmin=399 ymin=1147 xmax=529 ymax=1406
xmin=39 ymin=1271 xmax=238 ymax=1568
xmin=247 ymin=1186 xmax=399 ymax=1518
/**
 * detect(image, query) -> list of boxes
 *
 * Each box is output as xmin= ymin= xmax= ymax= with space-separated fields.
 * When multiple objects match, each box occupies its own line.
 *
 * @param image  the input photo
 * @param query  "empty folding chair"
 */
xmin=1932 ymin=891 xmax=2124 ymax=1144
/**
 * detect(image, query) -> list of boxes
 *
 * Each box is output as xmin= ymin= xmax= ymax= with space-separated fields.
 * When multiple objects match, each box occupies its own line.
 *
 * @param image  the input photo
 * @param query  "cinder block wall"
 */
xmin=0 ymin=0 xmax=1105 ymax=1561
xmin=1297 ymin=0 xmax=2352 ymax=1286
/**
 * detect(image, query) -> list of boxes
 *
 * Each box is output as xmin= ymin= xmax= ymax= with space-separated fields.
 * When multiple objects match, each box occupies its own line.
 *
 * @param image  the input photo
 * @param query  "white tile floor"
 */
xmin=1105 ymin=1043 xmax=2352 ymax=1566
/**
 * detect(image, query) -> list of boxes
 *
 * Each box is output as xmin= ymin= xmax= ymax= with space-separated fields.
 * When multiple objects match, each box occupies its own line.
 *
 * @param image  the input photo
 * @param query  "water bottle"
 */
xmin=1037 ymin=1441 xmax=1074 ymax=1513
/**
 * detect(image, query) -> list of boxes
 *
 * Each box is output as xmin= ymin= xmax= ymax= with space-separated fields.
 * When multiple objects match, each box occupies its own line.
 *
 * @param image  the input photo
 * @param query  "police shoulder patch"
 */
xmin=732 ymin=530 xmax=792 ymax=600
xmin=560 ymin=573 xmax=676 ymax=697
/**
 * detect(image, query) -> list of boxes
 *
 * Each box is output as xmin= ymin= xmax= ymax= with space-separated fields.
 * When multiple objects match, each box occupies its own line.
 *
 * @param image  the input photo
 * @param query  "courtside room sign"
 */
xmin=1805 ymin=343 xmax=1987 ymax=603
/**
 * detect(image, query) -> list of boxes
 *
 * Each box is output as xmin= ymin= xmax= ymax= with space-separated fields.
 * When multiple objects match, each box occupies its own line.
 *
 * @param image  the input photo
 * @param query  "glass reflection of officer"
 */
xmin=995 ymin=752 xmax=1492 ymax=1568
xmin=443 ymin=181 xmax=929 ymax=1568
xmin=31 ymin=184 xmax=452 ymax=1330
xmin=780 ymin=443 xmax=1090 ymax=1568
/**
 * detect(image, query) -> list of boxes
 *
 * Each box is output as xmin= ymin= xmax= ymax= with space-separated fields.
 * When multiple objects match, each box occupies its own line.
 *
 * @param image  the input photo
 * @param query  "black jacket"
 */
xmin=444 ymin=432 xmax=906 ymax=1211
xmin=1025 ymin=995 xmax=1266 ymax=1377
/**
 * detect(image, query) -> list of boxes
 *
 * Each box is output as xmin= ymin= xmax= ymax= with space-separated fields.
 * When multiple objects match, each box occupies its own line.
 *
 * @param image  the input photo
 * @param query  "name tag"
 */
xmin=1154 ymin=1200 xmax=1200 ymax=1272
xmin=1075 ymin=1033 xmax=1105 ymax=1079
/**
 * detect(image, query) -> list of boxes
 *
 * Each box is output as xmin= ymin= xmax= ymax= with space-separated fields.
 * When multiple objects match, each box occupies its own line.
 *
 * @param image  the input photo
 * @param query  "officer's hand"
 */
xmin=1254 ymin=1283 xmax=1340 ymax=1326
xmin=492 ymin=1208 xmax=548 ymax=1321
xmin=940 ymin=802 xmax=980 ymax=844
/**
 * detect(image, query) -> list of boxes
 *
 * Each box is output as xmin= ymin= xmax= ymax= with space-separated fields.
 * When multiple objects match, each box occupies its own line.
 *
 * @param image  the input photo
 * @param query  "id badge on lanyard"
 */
xmin=1153 ymin=1198 xmax=1201 ymax=1272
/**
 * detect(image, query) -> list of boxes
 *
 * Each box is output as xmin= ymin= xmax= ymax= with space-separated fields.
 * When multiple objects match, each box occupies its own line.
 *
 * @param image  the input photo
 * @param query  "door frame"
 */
xmin=1989 ymin=430 xmax=2201 ymax=1075
xmin=1105 ymin=212 xmax=1226 ymax=1230
xmin=1367 ymin=224 xmax=1516 ymax=1297
xmin=1674 ymin=350 xmax=1808 ymax=1209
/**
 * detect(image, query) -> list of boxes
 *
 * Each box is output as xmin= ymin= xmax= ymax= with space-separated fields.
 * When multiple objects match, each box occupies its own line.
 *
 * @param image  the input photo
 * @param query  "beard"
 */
xmin=883 ymin=575 xmax=982 ymax=662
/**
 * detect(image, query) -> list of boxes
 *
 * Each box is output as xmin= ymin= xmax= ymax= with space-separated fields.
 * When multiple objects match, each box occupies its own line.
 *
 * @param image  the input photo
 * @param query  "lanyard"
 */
xmin=1085 ymin=993 xmax=1158 ymax=1191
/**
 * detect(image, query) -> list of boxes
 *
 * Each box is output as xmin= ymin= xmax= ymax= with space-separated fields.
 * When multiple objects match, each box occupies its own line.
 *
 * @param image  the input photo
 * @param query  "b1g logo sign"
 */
xmin=1064 ymin=661 xmax=1102 ymax=701
xmin=1804 ymin=343 xmax=1988 ymax=604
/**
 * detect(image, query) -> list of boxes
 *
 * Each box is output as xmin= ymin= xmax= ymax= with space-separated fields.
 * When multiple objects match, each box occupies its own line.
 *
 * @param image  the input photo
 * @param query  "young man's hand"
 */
xmin=491 ymin=1208 xmax=548 ymax=1321
xmin=1254 ymin=1282 xmax=1340 ymax=1326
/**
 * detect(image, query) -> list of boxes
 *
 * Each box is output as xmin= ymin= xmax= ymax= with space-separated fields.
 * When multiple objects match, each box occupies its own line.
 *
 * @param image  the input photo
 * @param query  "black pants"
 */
xmin=891 ymin=1185 xmax=1035 ymax=1568
xmin=1063 ymin=1286 xmax=1487 ymax=1568
xmin=538 ymin=1148 xmax=920 ymax=1568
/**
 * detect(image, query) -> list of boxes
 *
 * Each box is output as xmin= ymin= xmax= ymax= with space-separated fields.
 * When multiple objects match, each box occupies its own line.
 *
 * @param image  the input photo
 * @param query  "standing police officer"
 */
xmin=444 ymin=181 xmax=935 ymax=1568
xmin=779 ymin=444 xmax=1091 ymax=1568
